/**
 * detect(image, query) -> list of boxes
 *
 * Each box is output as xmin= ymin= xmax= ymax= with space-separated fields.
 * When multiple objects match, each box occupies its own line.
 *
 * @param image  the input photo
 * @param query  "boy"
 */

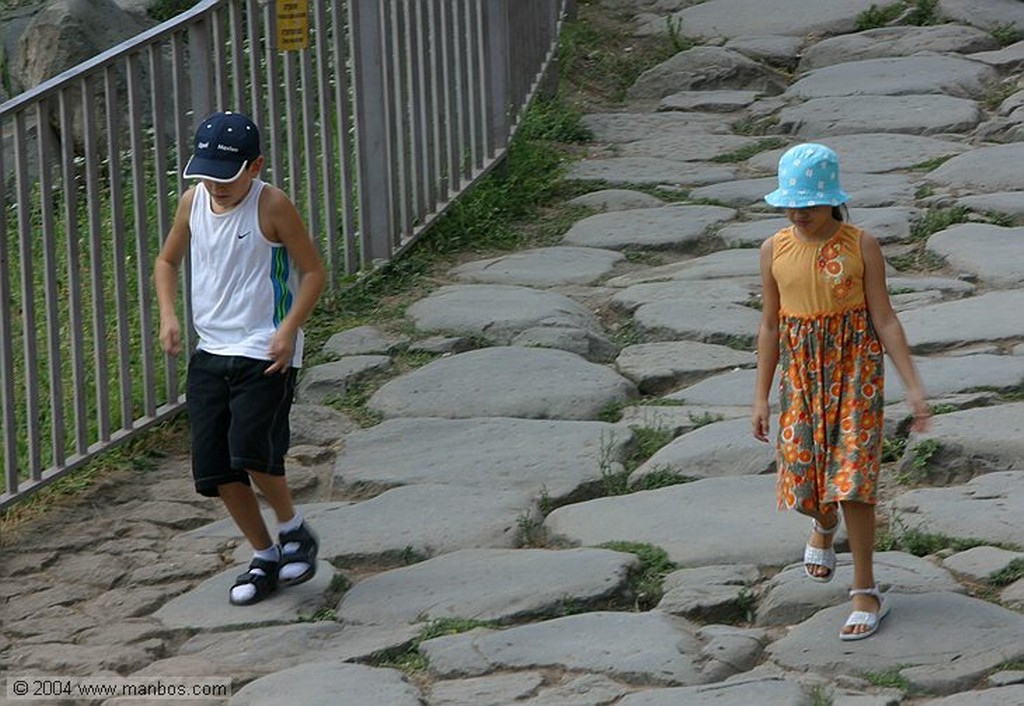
xmin=155 ymin=111 xmax=326 ymax=606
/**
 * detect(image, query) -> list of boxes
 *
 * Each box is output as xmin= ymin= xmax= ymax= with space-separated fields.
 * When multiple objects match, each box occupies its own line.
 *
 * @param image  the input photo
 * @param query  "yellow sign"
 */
xmin=276 ymin=0 xmax=309 ymax=51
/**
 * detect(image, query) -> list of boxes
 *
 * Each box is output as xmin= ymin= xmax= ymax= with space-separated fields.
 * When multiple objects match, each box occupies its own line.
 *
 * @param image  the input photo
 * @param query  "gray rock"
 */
xmin=658 ymin=565 xmax=760 ymax=622
xmin=926 ymin=223 xmax=1024 ymax=288
xmin=336 ymin=548 xmax=637 ymax=625
xmin=449 ymin=246 xmax=625 ymax=287
xmin=511 ymin=326 xmax=619 ymax=363
xmin=927 ymin=143 xmax=1024 ymax=192
xmin=295 ymin=356 xmax=393 ymax=404
xmin=289 ymin=403 xmax=358 ymax=447
xmin=406 ymin=335 xmax=477 ymax=355
xmin=568 ymin=157 xmax=739 ymax=186
xmin=659 ymin=89 xmax=761 ymax=112
xmin=583 ymin=112 xmax=734 ymax=143
xmin=367 ymin=347 xmax=638 ymax=421
xmin=615 ymin=340 xmax=753 ymax=394
xmin=227 ymin=662 xmax=422 ymax=706
xmin=568 ymin=189 xmax=665 ymax=211
xmin=421 ymin=611 xmax=709 ymax=686
xmin=916 ymin=686 xmax=1024 ymax=705
xmin=545 ymin=476 xmax=813 ymax=567
xmin=618 ymin=675 xmax=808 ymax=705
xmin=332 ymin=416 xmax=632 ymax=501
xmin=787 ymin=55 xmax=998 ymax=101
xmin=724 ymin=36 xmax=805 ymax=70
xmin=630 ymin=415 xmax=775 ymax=483
xmin=619 ymin=133 xmax=759 ymax=161
xmin=634 ymin=298 xmax=759 ymax=347
xmin=610 ymin=278 xmax=757 ymax=312
xmin=942 ymin=545 xmax=1024 ymax=582
xmin=627 ymin=46 xmax=788 ymax=101
xmin=778 ymin=94 xmax=983 ymax=137
xmin=321 ymin=325 xmax=410 ymax=357
xmin=561 ymin=204 xmax=737 ymax=251
xmin=767 ymin=592 xmax=1024 ymax=695
xmin=428 ymin=673 xmax=547 ymax=706
xmin=940 ymin=0 xmax=1024 ymax=31
xmin=638 ymin=0 xmax=879 ymax=38
xmin=406 ymin=284 xmax=600 ymax=344
xmin=900 ymin=291 xmax=1024 ymax=351
xmin=958 ymin=191 xmax=1024 ymax=217
xmin=799 ymin=25 xmax=999 ymax=72
xmin=748 ymin=134 xmax=969 ymax=175
xmin=890 ymin=471 xmax=1024 ymax=548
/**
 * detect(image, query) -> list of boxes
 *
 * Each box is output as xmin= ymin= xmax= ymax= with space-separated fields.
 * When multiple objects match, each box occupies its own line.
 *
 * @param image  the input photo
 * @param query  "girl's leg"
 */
xmin=805 ymin=506 xmax=840 ymax=578
xmin=840 ymin=500 xmax=880 ymax=636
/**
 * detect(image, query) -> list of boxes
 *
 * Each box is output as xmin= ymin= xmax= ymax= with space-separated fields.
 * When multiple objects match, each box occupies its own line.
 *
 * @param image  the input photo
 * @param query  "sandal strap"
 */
xmin=280 ymin=523 xmax=319 ymax=564
xmin=811 ymin=516 xmax=840 ymax=536
xmin=849 ymin=584 xmax=882 ymax=599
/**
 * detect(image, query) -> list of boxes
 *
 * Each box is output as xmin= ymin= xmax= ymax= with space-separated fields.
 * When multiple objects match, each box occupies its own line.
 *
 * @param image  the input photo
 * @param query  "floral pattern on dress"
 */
xmin=817 ymin=240 xmax=855 ymax=303
xmin=776 ymin=307 xmax=884 ymax=514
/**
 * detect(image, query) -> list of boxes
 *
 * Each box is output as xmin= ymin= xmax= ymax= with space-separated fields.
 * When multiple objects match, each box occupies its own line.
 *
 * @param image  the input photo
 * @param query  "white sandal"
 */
xmin=840 ymin=584 xmax=890 ymax=641
xmin=803 ymin=515 xmax=839 ymax=583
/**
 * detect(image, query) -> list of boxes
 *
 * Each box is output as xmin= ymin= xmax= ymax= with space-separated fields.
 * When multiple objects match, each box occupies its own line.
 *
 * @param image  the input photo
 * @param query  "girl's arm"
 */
xmin=861 ymin=231 xmax=930 ymax=432
xmin=752 ymin=236 xmax=780 ymax=442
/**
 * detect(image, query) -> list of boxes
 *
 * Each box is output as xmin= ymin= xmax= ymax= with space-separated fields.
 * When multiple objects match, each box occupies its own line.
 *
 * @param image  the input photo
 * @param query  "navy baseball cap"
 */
xmin=183 ymin=111 xmax=261 ymax=182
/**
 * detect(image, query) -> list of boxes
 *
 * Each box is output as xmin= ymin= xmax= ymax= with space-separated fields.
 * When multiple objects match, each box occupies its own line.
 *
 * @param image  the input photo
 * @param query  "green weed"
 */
xmin=712 ymin=138 xmax=788 ymax=164
xmin=369 ymin=617 xmax=497 ymax=674
xmin=857 ymin=3 xmax=905 ymax=30
xmin=862 ymin=667 xmax=911 ymax=690
xmin=989 ymin=558 xmax=1024 ymax=587
xmin=599 ymin=540 xmax=676 ymax=609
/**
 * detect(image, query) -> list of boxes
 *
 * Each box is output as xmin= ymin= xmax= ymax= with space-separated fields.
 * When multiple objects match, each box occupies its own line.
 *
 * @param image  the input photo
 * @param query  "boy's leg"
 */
xmin=218 ymin=481 xmax=274 ymax=550
xmin=251 ymin=471 xmax=318 ymax=585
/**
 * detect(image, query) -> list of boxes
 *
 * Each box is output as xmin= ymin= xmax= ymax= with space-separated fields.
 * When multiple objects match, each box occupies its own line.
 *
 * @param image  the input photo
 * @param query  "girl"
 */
xmin=751 ymin=143 xmax=930 ymax=640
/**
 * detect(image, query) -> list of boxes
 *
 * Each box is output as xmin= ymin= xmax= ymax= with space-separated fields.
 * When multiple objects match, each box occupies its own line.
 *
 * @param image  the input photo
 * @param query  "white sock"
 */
xmin=279 ymin=513 xmax=312 ymax=582
xmin=279 ymin=511 xmax=304 ymax=535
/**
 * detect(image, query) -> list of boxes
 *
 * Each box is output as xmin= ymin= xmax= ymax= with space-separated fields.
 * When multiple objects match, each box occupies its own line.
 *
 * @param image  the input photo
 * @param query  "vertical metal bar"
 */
xmin=82 ymin=79 xmax=110 ymax=442
xmin=12 ymin=111 xmax=41 ymax=479
xmin=453 ymin=2 xmax=471 ymax=182
xmin=247 ymin=0 xmax=265 ymax=146
xmin=211 ymin=6 xmax=229 ymax=109
xmin=104 ymin=67 xmax=134 ymax=431
xmin=387 ymin=0 xmax=410 ymax=244
xmin=35 ymin=100 xmax=67 ymax=468
xmin=264 ymin=1 xmax=284 ymax=186
xmin=229 ymin=0 xmax=246 ymax=111
xmin=408 ymin=0 xmax=428 ymax=224
xmin=299 ymin=40 xmax=320 ymax=243
xmin=482 ymin=0 xmax=509 ymax=156
xmin=127 ymin=52 xmax=157 ymax=419
xmin=283 ymin=51 xmax=300 ymax=202
xmin=188 ymin=18 xmax=215 ymax=120
xmin=349 ymin=0 xmax=394 ymax=265
xmin=465 ymin=1 xmax=482 ymax=171
xmin=58 ymin=88 xmax=89 ymax=456
xmin=424 ymin=0 xmax=441 ymax=210
xmin=0 ymin=113 xmax=19 ymax=494
xmin=439 ymin=1 xmax=459 ymax=195
xmin=312 ymin=0 xmax=338 ymax=276
xmin=332 ymin=0 xmax=358 ymax=277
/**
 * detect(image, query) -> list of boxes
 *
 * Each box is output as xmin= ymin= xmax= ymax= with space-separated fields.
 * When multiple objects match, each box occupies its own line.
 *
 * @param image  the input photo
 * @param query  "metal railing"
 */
xmin=0 ymin=0 xmax=569 ymax=510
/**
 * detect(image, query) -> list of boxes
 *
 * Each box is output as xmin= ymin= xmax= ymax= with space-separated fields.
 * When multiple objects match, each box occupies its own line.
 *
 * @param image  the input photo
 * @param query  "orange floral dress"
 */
xmin=771 ymin=223 xmax=884 ymax=513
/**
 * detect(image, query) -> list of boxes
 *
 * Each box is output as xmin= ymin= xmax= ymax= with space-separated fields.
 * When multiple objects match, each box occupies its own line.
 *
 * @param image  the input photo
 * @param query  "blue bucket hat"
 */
xmin=763 ymin=143 xmax=849 ymax=208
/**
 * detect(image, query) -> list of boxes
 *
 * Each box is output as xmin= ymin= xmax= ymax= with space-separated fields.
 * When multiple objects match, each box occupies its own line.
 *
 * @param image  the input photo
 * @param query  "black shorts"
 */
xmin=186 ymin=350 xmax=297 ymax=497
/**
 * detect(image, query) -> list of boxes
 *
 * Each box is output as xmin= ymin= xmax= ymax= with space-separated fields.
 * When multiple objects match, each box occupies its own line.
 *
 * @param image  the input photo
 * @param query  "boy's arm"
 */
xmin=154 ymin=189 xmax=195 ymax=356
xmin=260 ymin=185 xmax=327 ymax=374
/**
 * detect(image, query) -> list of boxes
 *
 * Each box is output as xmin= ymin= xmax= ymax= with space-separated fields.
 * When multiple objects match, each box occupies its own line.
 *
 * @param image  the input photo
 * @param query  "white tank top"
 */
xmin=189 ymin=179 xmax=304 ymax=366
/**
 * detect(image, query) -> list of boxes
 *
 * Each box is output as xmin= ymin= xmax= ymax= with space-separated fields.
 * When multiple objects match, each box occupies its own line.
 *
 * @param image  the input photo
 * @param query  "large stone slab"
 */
xmin=367 ymin=347 xmax=638 ymax=421
xmin=899 ymin=290 xmax=1024 ymax=351
xmin=336 ymin=548 xmax=637 ymax=626
xmin=332 ymin=417 xmax=632 ymax=501
xmin=633 ymin=298 xmax=759 ymax=347
xmin=629 ymin=417 xmax=776 ymax=484
xmin=756 ymin=551 xmax=964 ymax=627
xmin=153 ymin=560 xmax=335 ymax=630
xmin=898 ymin=403 xmax=1024 ymax=481
xmin=449 ymin=246 xmax=625 ymax=287
xmin=638 ymin=0 xmax=879 ymax=38
xmin=544 ymin=476 xmax=811 ymax=567
xmin=406 ymin=284 xmax=600 ymax=345
xmin=890 ymin=471 xmax=1024 ymax=547
xmin=568 ymin=157 xmax=739 ymax=186
xmin=420 ymin=611 xmax=710 ymax=686
xmin=627 ymin=46 xmax=788 ymax=100
xmin=609 ymin=278 xmax=758 ymax=312
xmin=958 ymin=191 xmax=1024 ymax=217
xmin=927 ymin=143 xmax=1024 ymax=192
xmin=748 ymin=135 xmax=969 ymax=175
xmin=617 ymin=676 xmax=809 ymax=706
xmin=917 ymin=686 xmax=1024 ymax=706
xmin=568 ymin=188 xmax=665 ymax=212
xmin=926 ymin=223 xmax=1024 ymax=287
xmin=611 ymin=248 xmax=761 ymax=285
xmin=798 ymin=25 xmax=998 ymax=71
xmin=777 ymin=95 xmax=983 ymax=137
xmin=227 ymin=662 xmax=422 ymax=706
xmin=583 ymin=112 xmax=734 ymax=143
xmin=560 ymin=205 xmax=737 ymax=251
xmin=940 ymin=0 xmax=1024 ymax=32
xmin=787 ymin=56 xmax=998 ymax=100
xmin=615 ymin=341 xmax=754 ymax=395
xmin=767 ymin=592 xmax=1024 ymax=695
xmin=295 ymin=356 xmax=393 ymax=404
xmin=618 ymin=133 xmax=759 ymax=162
xmin=660 ymin=89 xmax=761 ymax=113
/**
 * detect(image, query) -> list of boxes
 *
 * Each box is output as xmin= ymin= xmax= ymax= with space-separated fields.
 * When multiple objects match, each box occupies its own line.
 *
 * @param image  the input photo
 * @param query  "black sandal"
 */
xmin=278 ymin=522 xmax=319 ymax=587
xmin=229 ymin=557 xmax=280 ymax=606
